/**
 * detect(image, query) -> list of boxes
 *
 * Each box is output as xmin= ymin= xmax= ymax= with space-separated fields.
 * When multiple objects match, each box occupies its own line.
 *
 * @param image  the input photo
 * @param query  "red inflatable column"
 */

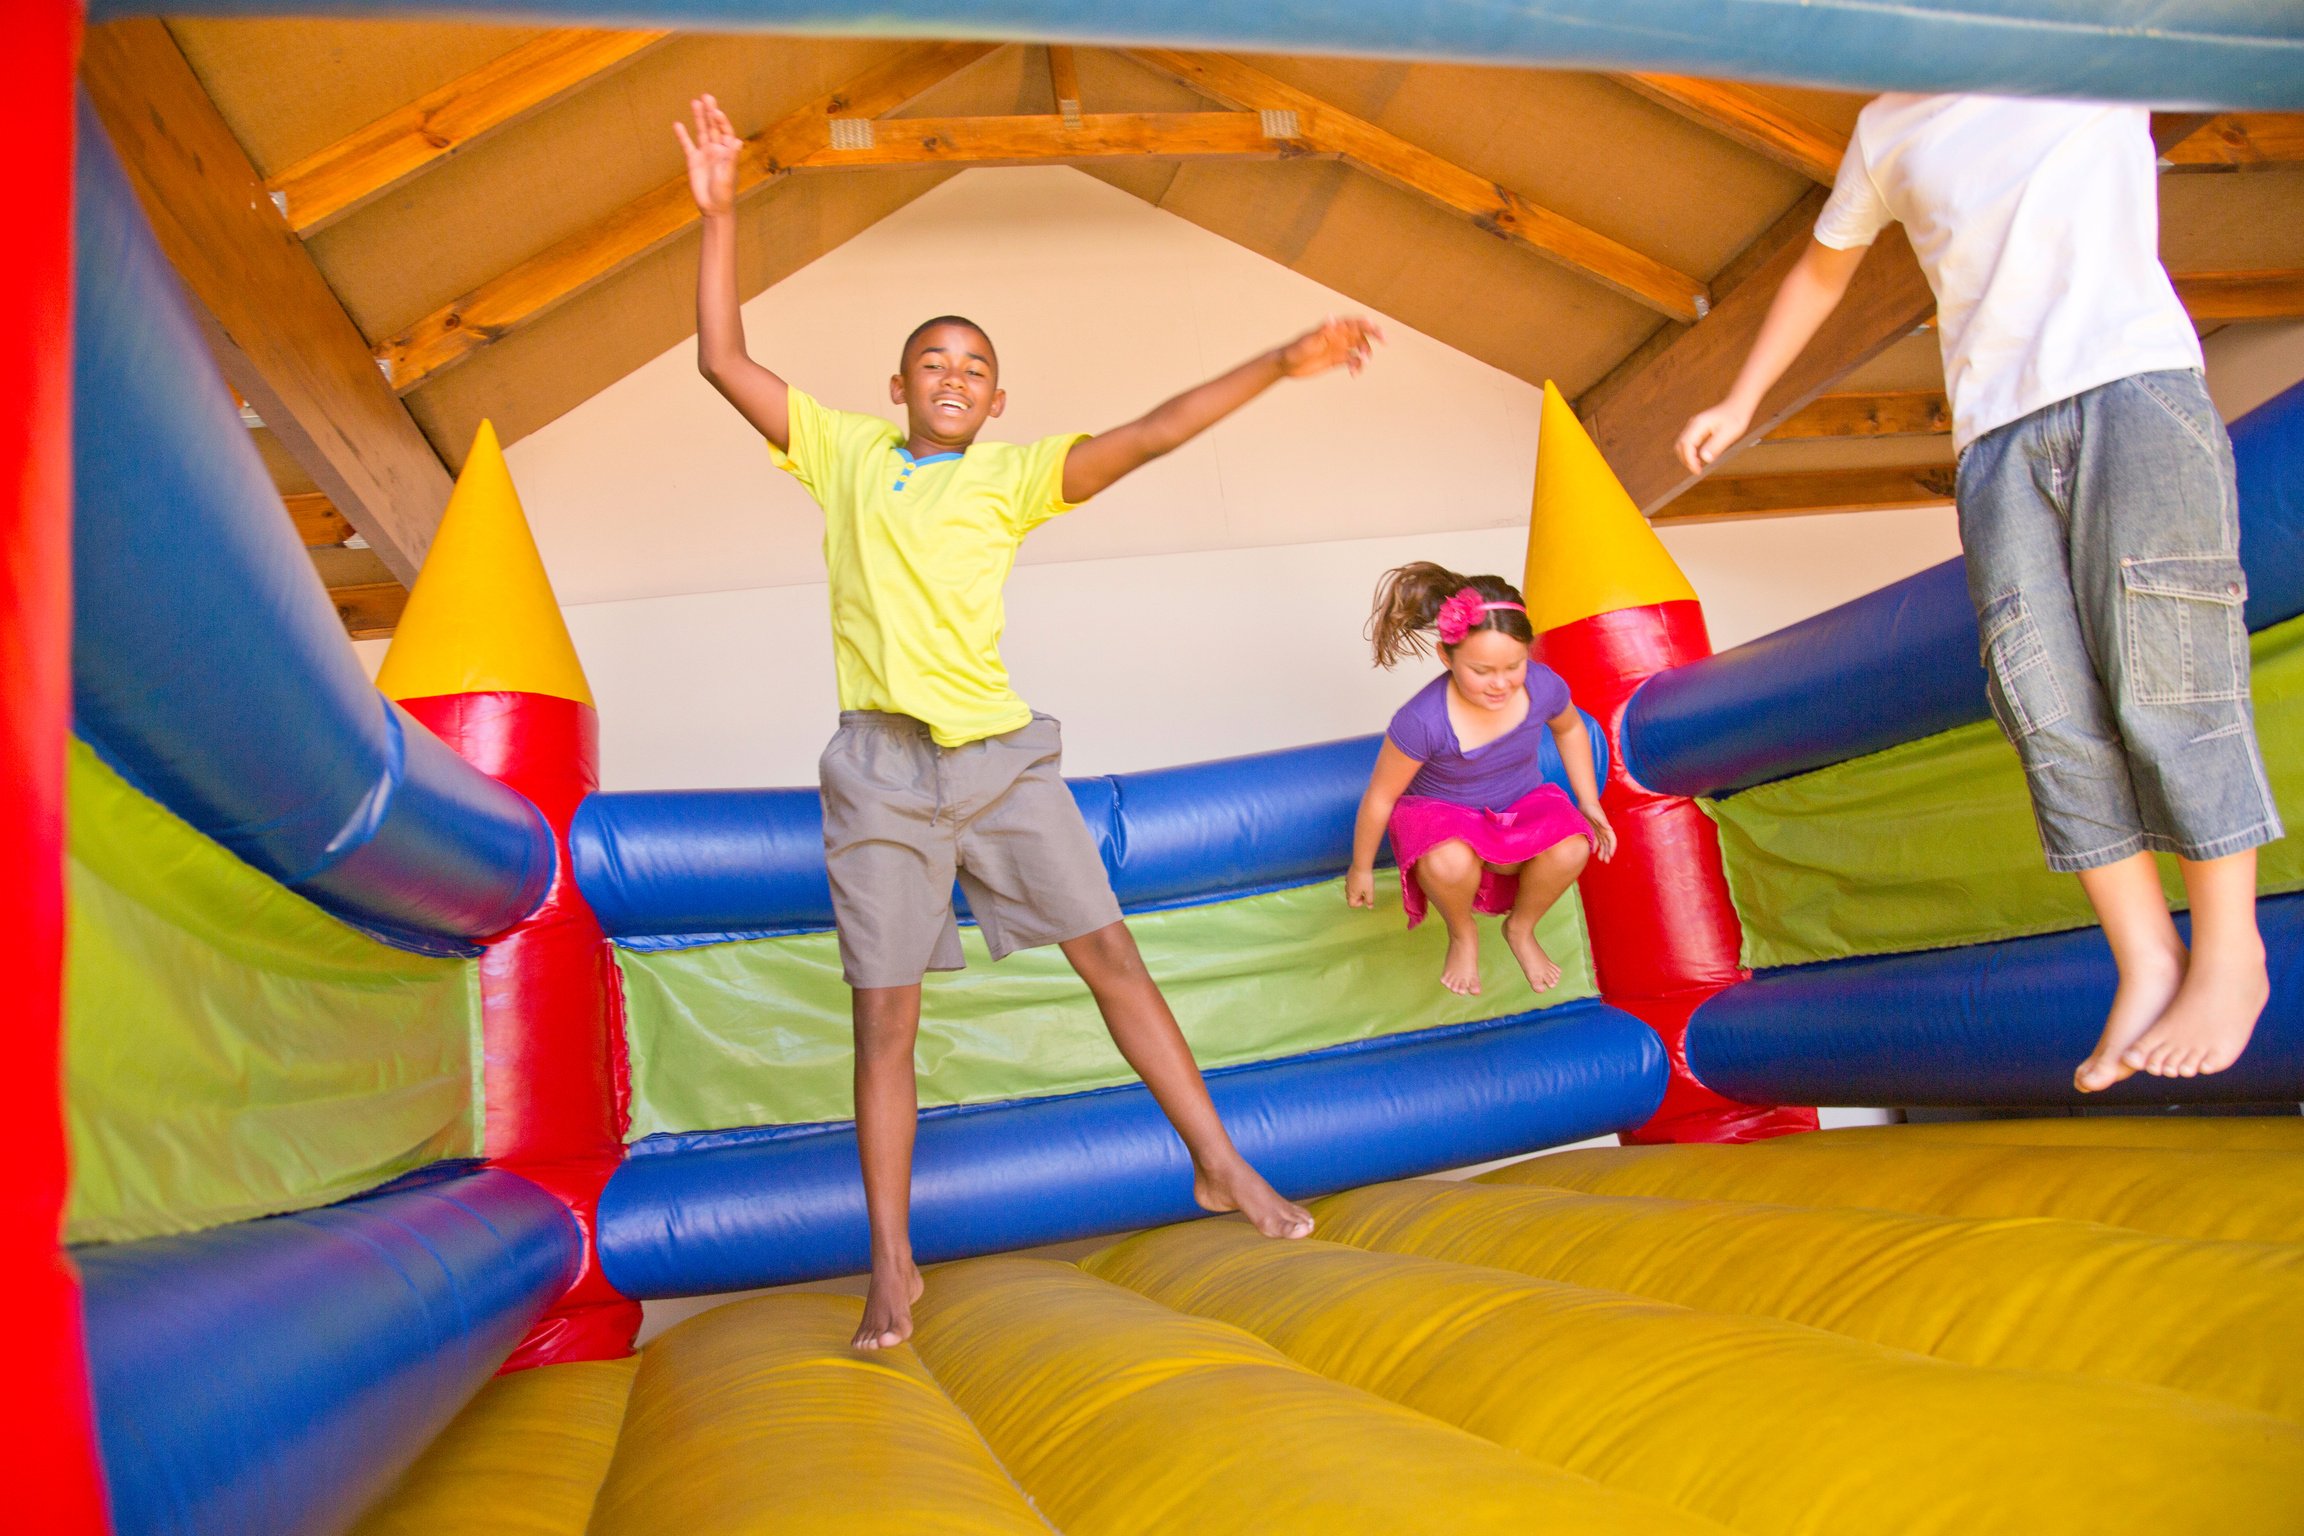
xmin=378 ymin=421 xmax=640 ymax=1366
xmin=1522 ymin=385 xmax=1815 ymax=1143
xmin=3 ymin=4 xmax=115 ymax=1526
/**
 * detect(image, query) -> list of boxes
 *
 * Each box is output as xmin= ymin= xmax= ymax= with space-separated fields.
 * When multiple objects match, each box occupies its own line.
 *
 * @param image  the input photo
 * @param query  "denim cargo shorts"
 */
xmin=1956 ymin=367 xmax=2282 ymax=872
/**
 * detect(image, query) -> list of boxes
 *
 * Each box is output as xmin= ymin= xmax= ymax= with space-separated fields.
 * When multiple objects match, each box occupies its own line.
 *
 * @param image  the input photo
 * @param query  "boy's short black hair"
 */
xmin=901 ymin=314 xmax=997 ymax=369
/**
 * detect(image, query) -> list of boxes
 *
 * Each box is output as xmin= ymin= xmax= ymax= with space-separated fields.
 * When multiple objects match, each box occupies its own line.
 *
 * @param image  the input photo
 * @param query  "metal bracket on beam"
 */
xmin=1259 ymin=108 xmax=1301 ymax=140
xmin=829 ymin=118 xmax=876 ymax=151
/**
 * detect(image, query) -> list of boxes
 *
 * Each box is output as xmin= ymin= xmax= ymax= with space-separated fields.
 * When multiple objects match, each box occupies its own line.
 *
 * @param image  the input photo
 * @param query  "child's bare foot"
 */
xmin=1440 ymin=930 xmax=1482 ymax=995
xmin=1195 ymin=1156 xmax=1314 ymax=1239
xmin=851 ymin=1251 xmax=924 ymax=1350
xmin=2074 ymin=941 xmax=2187 ymax=1092
xmin=2120 ymin=936 xmax=2268 ymax=1080
xmin=1502 ymin=916 xmax=1563 ymax=994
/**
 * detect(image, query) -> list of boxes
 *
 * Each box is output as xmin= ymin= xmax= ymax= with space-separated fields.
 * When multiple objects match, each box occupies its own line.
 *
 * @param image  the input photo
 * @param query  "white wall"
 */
xmin=357 ymin=166 xmax=2302 ymax=791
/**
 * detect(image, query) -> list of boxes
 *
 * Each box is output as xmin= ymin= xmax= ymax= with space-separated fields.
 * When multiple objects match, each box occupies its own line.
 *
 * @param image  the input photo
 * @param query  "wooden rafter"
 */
xmin=797 ymin=111 xmax=1309 ymax=168
xmin=2172 ymin=269 xmax=2304 ymax=323
xmin=1127 ymin=49 xmax=1711 ymax=323
xmin=1765 ymin=390 xmax=1950 ymax=441
xmin=377 ymin=40 xmax=997 ymax=395
xmin=1653 ymin=464 xmax=1957 ymax=525
xmin=1615 ymin=76 xmax=1845 ymax=184
xmin=285 ymin=491 xmax=355 ymax=547
xmin=83 ymin=19 xmax=452 ymax=582
xmin=329 ymin=582 xmax=410 ymax=640
xmin=2162 ymin=113 xmax=2304 ymax=168
xmin=267 ymin=29 xmax=668 ymax=235
xmin=1047 ymin=45 xmax=1082 ymax=125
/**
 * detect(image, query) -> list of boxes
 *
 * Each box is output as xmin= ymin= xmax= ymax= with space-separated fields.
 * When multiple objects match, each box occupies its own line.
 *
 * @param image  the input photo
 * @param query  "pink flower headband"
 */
xmin=1434 ymin=587 xmax=1526 ymax=646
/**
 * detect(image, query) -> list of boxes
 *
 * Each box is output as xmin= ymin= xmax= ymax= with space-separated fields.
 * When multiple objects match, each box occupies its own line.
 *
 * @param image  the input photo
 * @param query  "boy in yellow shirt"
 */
xmin=680 ymin=95 xmax=1380 ymax=1348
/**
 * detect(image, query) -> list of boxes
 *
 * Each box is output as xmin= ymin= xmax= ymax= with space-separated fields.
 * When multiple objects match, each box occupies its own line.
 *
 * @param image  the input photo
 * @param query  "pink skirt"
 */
xmin=1388 ymin=784 xmax=1594 ymax=930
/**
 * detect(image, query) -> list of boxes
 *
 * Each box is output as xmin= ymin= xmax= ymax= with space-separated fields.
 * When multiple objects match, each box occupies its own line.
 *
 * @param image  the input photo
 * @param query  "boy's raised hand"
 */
xmin=674 ymin=94 xmax=743 ymax=218
xmin=1280 ymin=316 xmax=1383 ymax=378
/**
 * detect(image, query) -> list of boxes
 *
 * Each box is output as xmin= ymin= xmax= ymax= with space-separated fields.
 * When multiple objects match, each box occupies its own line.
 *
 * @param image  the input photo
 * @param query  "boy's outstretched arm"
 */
xmin=1061 ymin=318 xmax=1381 ymax=503
xmin=1673 ymin=239 xmax=1868 ymax=475
xmin=676 ymin=94 xmax=792 ymax=451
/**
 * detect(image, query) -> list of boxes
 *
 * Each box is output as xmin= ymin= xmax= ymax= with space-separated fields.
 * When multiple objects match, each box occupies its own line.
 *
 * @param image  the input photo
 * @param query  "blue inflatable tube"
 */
xmin=76 ymin=1167 xmax=579 ymax=1536
xmin=1624 ymin=378 xmax=2304 ymax=798
xmin=1684 ymin=893 xmax=2304 ymax=1107
xmin=597 ymin=999 xmax=1665 ymax=1297
xmin=574 ymin=726 xmax=1604 ymax=946
xmin=79 ymin=0 xmax=2304 ymax=110
xmin=71 ymin=106 xmax=555 ymax=952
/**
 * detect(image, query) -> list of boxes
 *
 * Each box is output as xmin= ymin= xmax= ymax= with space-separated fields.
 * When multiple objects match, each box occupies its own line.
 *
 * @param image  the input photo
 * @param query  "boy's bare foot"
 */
xmin=2074 ymin=942 xmax=2187 ymax=1092
xmin=852 ymin=1251 xmax=924 ymax=1350
xmin=1440 ymin=930 xmax=1483 ymax=996
xmin=1501 ymin=916 xmax=1563 ymax=994
xmin=1195 ymin=1156 xmax=1314 ymax=1239
xmin=2120 ymin=936 xmax=2268 ymax=1080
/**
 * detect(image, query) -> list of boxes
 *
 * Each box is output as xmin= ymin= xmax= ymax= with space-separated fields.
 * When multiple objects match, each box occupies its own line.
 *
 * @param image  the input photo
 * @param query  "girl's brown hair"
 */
xmin=1366 ymin=562 xmax=1535 ymax=668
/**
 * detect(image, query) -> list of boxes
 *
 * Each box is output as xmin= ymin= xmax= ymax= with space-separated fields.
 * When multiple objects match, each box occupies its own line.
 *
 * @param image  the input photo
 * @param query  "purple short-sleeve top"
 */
xmin=1385 ymin=668 xmax=1575 ymax=812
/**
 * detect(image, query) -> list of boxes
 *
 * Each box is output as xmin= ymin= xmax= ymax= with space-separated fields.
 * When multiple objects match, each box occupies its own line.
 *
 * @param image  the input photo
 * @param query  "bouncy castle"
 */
xmin=15 ymin=2 xmax=2304 ymax=1533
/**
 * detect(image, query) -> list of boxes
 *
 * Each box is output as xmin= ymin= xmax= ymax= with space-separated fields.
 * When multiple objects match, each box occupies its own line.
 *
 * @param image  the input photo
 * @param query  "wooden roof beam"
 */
xmin=378 ymin=40 xmax=998 ymax=395
xmin=797 ymin=111 xmax=1312 ymax=168
xmin=1615 ymin=75 xmax=1846 ymax=184
xmin=2173 ymin=269 xmax=2304 ymax=323
xmin=285 ymin=491 xmax=356 ymax=547
xmin=267 ymin=29 xmax=668 ymax=236
xmin=2161 ymin=113 xmax=2304 ymax=168
xmin=1047 ymin=45 xmax=1082 ymax=125
xmin=1128 ymin=49 xmax=1711 ymax=323
xmin=1653 ymin=463 xmax=1956 ymax=524
xmin=83 ymin=19 xmax=453 ymax=581
xmin=1765 ymin=389 xmax=1950 ymax=440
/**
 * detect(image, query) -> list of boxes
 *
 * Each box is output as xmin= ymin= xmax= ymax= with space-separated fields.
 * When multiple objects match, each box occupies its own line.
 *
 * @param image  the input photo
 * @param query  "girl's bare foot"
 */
xmin=1501 ymin=916 xmax=1563 ymax=994
xmin=1195 ymin=1156 xmax=1314 ymax=1239
xmin=1440 ymin=929 xmax=1483 ymax=995
xmin=2074 ymin=941 xmax=2187 ymax=1092
xmin=852 ymin=1251 xmax=924 ymax=1350
xmin=2120 ymin=936 xmax=2268 ymax=1080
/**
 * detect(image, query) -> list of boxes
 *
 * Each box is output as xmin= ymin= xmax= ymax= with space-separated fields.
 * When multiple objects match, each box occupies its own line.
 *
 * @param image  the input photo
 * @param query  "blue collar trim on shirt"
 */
xmin=894 ymin=446 xmax=964 ymax=468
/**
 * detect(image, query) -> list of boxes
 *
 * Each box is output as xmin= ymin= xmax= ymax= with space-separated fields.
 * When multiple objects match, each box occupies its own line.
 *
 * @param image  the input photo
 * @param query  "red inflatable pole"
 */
xmin=379 ymin=421 xmax=640 ymax=1368
xmin=3 ymin=1 xmax=116 ymax=1525
xmin=1522 ymin=384 xmax=1815 ymax=1143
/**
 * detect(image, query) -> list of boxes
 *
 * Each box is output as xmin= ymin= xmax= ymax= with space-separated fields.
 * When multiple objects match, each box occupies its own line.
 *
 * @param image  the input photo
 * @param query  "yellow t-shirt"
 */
xmin=769 ymin=387 xmax=1090 ymax=747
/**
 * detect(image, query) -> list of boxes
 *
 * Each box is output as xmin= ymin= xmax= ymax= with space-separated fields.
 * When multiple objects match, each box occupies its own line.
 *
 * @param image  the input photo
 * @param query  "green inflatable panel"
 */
xmin=64 ymin=741 xmax=483 ymax=1245
xmin=618 ymin=876 xmax=1595 ymax=1138
xmin=1709 ymin=615 xmax=2304 ymax=970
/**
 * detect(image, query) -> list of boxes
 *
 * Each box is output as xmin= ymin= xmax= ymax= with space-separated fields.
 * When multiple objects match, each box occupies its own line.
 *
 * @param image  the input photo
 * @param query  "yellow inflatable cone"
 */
xmin=1521 ymin=381 xmax=1697 ymax=634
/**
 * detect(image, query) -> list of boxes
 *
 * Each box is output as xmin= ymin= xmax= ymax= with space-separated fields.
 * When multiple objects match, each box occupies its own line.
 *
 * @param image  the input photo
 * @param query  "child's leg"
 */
xmin=1414 ymin=840 xmax=1487 ymax=995
xmin=2122 ymin=849 xmax=2268 ymax=1078
xmin=2068 ymin=371 xmax=2280 ymax=1082
xmin=2071 ymin=853 xmax=2190 ymax=1091
xmin=851 ymin=982 xmax=927 ymax=1349
xmin=1501 ymin=838 xmax=1591 ymax=995
xmin=1060 ymin=922 xmax=1314 ymax=1239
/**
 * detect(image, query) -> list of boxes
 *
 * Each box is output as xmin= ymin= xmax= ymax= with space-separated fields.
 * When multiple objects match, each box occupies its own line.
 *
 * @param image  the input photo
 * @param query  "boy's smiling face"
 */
xmin=891 ymin=320 xmax=1004 ymax=452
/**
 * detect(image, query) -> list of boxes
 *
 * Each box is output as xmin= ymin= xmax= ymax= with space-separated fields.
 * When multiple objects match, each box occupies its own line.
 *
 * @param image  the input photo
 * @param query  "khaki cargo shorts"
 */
xmin=818 ymin=710 xmax=1123 ymax=988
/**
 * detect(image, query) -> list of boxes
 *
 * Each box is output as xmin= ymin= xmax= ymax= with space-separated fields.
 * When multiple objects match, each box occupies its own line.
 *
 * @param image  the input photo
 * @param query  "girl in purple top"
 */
xmin=1347 ymin=563 xmax=1617 ymax=997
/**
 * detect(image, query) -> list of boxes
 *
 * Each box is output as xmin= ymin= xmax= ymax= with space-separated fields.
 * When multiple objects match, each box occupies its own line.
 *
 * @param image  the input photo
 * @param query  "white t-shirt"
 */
xmin=1814 ymin=95 xmax=2202 ymax=451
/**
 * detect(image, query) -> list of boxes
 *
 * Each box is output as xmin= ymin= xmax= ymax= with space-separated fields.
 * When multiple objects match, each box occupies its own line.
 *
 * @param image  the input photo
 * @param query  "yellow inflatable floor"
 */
xmin=356 ymin=1119 xmax=2304 ymax=1536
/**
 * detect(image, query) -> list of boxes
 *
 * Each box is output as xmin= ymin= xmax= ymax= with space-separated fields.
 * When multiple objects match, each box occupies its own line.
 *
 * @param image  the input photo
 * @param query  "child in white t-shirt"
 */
xmin=1678 ymin=96 xmax=2279 ymax=1093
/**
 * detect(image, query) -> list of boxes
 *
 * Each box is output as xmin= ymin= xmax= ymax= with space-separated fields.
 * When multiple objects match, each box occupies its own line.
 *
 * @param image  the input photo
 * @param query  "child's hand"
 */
xmin=1675 ymin=400 xmax=1754 ymax=475
xmin=1584 ymin=806 xmax=1618 ymax=863
xmin=1281 ymin=317 xmax=1383 ymax=379
xmin=1345 ymin=865 xmax=1377 ymax=909
xmin=674 ymin=94 xmax=743 ymax=218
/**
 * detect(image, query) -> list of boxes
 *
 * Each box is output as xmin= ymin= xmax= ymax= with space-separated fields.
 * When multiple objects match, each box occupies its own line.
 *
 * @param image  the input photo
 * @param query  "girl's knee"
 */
xmin=1418 ymin=840 xmax=1480 ymax=882
xmin=1538 ymin=837 xmax=1591 ymax=872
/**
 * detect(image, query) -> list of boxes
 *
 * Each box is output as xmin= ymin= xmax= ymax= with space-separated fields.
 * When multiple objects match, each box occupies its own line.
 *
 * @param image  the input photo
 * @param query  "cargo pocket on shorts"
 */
xmin=1978 ymin=587 xmax=2071 ymax=740
xmin=2119 ymin=555 xmax=2248 ymax=704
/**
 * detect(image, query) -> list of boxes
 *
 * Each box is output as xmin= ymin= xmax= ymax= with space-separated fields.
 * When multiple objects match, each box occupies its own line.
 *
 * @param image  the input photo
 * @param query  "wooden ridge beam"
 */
xmin=1766 ymin=389 xmax=1950 ymax=440
xmin=267 ymin=29 xmax=668 ymax=235
xmin=1615 ymin=75 xmax=1845 ymax=184
xmin=1047 ymin=44 xmax=1082 ymax=125
xmin=1653 ymin=463 xmax=1957 ymax=525
xmin=83 ymin=18 xmax=452 ymax=581
xmin=2172 ymin=268 xmax=2304 ymax=323
xmin=378 ymin=40 xmax=997 ymax=395
xmin=1128 ymin=48 xmax=1711 ymax=323
xmin=328 ymin=581 xmax=409 ymax=639
xmin=797 ymin=110 xmax=1310 ymax=168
